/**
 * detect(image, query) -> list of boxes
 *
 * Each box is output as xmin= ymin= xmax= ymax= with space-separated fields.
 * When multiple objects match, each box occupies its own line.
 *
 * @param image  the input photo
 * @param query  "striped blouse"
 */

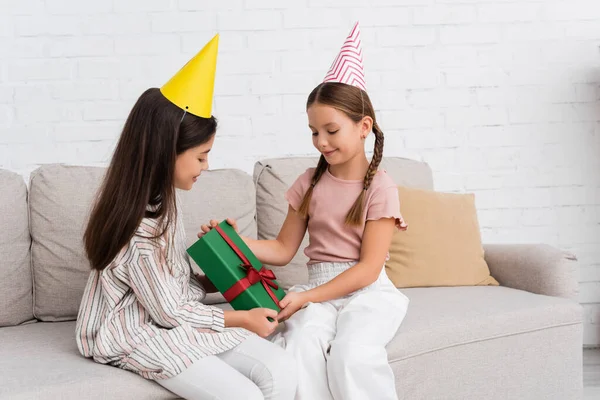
xmin=75 ymin=207 xmax=252 ymax=380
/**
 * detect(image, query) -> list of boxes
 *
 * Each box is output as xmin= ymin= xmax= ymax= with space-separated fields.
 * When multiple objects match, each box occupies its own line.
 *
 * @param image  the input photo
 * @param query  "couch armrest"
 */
xmin=483 ymin=244 xmax=579 ymax=301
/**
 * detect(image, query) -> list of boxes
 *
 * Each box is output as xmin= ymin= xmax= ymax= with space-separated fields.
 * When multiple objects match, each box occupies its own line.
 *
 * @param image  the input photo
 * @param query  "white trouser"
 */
xmin=270 ymin=261 xmax=409 ymax=400
xmin=157 ymin=335 xmax=297 ymax=400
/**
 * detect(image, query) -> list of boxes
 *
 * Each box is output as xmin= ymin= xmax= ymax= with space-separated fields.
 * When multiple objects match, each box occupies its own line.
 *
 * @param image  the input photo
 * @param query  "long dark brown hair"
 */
xmin=84 ymin=88 xmax=217 ymax=270
xmin=298 ymin=82 xmax=384 ymax=226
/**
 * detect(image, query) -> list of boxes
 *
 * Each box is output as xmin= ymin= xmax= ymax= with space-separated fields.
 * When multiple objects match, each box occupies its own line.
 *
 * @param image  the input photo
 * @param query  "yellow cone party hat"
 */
xmin=160 ymin=34 xmax=219 ymax=118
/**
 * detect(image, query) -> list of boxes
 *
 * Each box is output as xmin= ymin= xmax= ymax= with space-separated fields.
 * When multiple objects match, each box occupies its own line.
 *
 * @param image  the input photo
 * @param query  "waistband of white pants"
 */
xmin=307 ymin=261 xmax=387 ymax=285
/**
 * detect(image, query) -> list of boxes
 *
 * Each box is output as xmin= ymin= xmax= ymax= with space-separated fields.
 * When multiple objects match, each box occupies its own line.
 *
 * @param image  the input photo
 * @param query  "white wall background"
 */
xmin=1 ymin=0 xmax=599 ymax=345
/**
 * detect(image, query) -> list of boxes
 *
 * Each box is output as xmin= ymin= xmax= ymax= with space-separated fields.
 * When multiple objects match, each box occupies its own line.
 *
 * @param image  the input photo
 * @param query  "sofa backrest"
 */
xmin=0 ymin=169 xmax=33 ymax=327
xmin=27 ymin=165 xmax=257 ymax=323
xmin=253 ymin=156 xmax=434 ymax=289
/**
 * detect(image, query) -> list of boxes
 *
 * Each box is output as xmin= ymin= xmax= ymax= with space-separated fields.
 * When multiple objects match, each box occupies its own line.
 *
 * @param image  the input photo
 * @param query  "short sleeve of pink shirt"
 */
xmin=285 ymin=168 xmax=314 ymax=212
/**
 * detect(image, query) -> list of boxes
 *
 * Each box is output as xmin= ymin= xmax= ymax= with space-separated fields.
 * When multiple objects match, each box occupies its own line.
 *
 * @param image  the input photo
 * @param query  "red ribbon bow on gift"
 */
xmin=214 ymin=225 xmax=281 ymax=309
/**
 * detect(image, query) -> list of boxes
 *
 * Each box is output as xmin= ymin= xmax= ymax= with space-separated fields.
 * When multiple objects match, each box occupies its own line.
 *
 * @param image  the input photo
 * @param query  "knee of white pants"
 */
xmin=258 ymin=346 xmax=298 ymax=399
xmin=328 ymin=340 xmax=386 ymax=369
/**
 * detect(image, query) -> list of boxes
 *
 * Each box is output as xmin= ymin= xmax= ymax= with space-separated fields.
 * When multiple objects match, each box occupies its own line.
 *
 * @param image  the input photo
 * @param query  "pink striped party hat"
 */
xmin=322 ymin=22 xmax=366 ymax=91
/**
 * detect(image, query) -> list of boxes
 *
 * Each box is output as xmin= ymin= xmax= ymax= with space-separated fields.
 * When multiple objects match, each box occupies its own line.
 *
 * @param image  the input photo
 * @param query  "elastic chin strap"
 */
xmin=180 ymin=109 xmax=187 ymax=123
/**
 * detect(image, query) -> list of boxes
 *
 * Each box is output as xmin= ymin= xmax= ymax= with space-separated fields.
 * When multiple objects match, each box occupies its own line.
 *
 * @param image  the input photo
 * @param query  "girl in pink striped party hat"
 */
xmin=202 ymin=22 xmax=409 ymax=400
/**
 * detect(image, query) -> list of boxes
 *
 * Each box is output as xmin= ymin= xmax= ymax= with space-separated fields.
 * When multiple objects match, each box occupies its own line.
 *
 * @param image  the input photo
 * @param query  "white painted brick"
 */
xmin=249 ymin=0 xmax=308 ymax=8
xmin=407 ymin=89 xmax=472 ymax=108
xmin=508 ymin=104 xmax=579 ymax=124
xmin=467 ymin=126 xmax=531 ymax=147
xmin=83 ymin=101 xmax=131 ymax=121
xmin=219 ymin=52 xmax=279 ymax=76
xmin=440 ymin=25 xmax=501 ymax=45
xmin=414 ymin=46 xmax=479 ymax=68
xmin=541 ymin=42 xmax=600 ymax=66
xmin=1 ymin=0 xmax=45 ymax=15
xmin=179 ymin=0 xmax=243 ymax=11
xmin=418 ymin=148 xmax=458 ymax=171
xmin=250 ymin=73 xmax=318 ymax=95
xmin=379 ymin=109 xmax=445 ymax=129
xmin=0 ymin=38 xmax=46 ymax=59
xmin=372 ymin=90 xmax=409 ymax=111
xmin=282 ymin=50 xmax=337 ymax=73
xmin=0 ymin=16 xmax=12 ymax=38
xmin=247 ymin=30 xmax=309 ymax=51
xmin=214 ymin=75 xmax=252 ymax=97
xmin=114 ymin=0 xmax=175 ymax=13
xmin=575 ymin=84 xmax=598 ymax=102
xmin=377 ymin=27 xmax=436 ymax=47
xmin=366 ymin=48 xmax=413 ymax=71
xmin=220 ymin=10 xmax=283 ymax=31
xmin=51 ymin=121 xmax=122 ymax=142
xmin=7 ymin=59 xmax=74 ymax=82
xmin=16 ymin=102 xmax=80 ymax=123
xmin=445 ymin=68 xmax=508 ymax=88
xmin=217 ymin=116 xmax=253 ymax=137
xmin=0 ymin=86 xmax=13 ymax=103
xmin=46 ymin=36 xmax=114 ymax=58
xmin=283 ymin=9 xmax=344 ymax=29
xmin=477 ymin=209 xmax=523 ymax=228
xmin=46 ymin=0 xmax=113 ymax=15
xmin=478 ymin=3 xmax=541 ymax=23
xmin=306 ymin=0 xmax=367 ymax=7
xmin=564 ymin=21 xmax=600 ymax=39
xmin=0 ymin=105 xmax=13 ymax=126
xmin=14 ymin=15 xmax=82 ymax=36
xmin=480 ymin=226 xmax=560 ymax=244
xmin=184 ymin=31 xmax=246 ymax=54
xmin=413 ymin=5 xmax=476 ymax=25
xmin=580 ymin=282 xmax=600 ymax=303
xmin=432 ymin=171 xmax=465 ymax=192
xmin=51 ymin=82 xmax=119 ymax=101
xmin=77 ymin=58 xmax=122 ymax=79
xmin=151 ymin=12 xmax=217 ymax=33
xmin=403 ymin=129 xmax=466 ymax=149
xmin=503 ymin=23 xmax=565 ymax=42
xmin=340 ymin=7 xmax=411 ymax=27
xmin=543 ymin=1 xmax=600 ymax=21
xmin=282 ymin=94 xmax=307 ymax=115
xmin=83 ymin=14 xmax=152 ymax=35
xmin=115 ymin=35 xmax=180 ymax=56
xmin=378 ymin=70 xmax=442 ymax=89
xmin=445 ymin=106 xmax=508 ymax=127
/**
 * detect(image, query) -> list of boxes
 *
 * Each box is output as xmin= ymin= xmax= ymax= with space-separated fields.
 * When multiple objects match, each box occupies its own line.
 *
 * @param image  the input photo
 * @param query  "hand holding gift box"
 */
xmin=187 ymin=220 xmax=286 ymax=312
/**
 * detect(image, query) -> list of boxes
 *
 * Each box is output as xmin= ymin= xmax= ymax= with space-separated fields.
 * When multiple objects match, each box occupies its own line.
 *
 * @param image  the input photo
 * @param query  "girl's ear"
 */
xmin=360 ymin=116 xmax=373 ymax=138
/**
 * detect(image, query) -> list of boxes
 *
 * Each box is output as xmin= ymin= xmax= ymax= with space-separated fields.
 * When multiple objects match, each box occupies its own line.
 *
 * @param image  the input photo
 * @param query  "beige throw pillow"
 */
xmin=386 ymin=186 xmax=498 ymax=288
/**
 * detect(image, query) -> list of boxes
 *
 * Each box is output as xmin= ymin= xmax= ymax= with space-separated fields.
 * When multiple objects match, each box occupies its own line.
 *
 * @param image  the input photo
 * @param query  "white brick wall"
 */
xmin=1 ymin=0 xmax=599 ymax=345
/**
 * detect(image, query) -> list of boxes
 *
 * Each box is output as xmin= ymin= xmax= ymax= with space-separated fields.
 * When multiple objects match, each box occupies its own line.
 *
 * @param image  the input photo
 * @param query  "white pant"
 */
xmin=271 ymin=261 xmax=409 ymax=400
xmin=157 ymin=335 xmax=297 ymax=400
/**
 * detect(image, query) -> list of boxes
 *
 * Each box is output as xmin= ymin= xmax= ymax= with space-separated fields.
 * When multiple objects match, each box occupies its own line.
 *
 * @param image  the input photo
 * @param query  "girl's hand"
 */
xmin=243 ymin=308 xmax=279 ymax=338
xmin=277 ymin=292 xmax=309 ymax=322
xmin=198 ymin=218 xmax=238 ymax=238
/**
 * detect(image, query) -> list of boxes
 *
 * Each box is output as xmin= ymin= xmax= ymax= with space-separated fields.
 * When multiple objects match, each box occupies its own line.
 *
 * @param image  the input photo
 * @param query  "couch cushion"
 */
xmin=0 ymin=322 xmax=176 ymax=400
xmin=388 ymin=286 xmax=581 ymax=362
xmin=253 ymin=157 xmax=434 ymax=289
xmin=29 ymin=164 xmax=257 ymax=321
xmin=387 ymin=186 xmax=498 ymax=288
xmin=0 ymin=169 xmax=33 ymax=327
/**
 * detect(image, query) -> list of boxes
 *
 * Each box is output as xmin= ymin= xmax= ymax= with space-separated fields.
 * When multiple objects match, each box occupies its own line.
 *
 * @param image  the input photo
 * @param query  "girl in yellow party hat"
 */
xmin=75 ymin=35 xmax=297 ymax=400
xmin=202 ymin=22 xmax=409 ymax=400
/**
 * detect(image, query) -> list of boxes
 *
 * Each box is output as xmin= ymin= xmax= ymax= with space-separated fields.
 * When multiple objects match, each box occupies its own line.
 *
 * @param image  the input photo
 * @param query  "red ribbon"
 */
xmin=214 ymin=225 xmax=280 ymax=309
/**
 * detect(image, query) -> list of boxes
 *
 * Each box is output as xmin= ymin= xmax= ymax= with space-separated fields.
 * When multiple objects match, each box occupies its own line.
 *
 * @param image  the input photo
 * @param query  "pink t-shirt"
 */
xmin=285 ymin=167 xmax=406 ymax=265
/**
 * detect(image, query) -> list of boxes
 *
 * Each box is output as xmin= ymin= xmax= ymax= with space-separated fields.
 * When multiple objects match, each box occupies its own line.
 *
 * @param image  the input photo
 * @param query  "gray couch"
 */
xmin=0 ymin=157 xmax=583 ymax=400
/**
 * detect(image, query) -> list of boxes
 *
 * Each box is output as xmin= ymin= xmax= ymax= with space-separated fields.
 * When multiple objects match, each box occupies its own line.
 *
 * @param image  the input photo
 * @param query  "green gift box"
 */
xmin=186 ymin=220 xmax=285 ymax=312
